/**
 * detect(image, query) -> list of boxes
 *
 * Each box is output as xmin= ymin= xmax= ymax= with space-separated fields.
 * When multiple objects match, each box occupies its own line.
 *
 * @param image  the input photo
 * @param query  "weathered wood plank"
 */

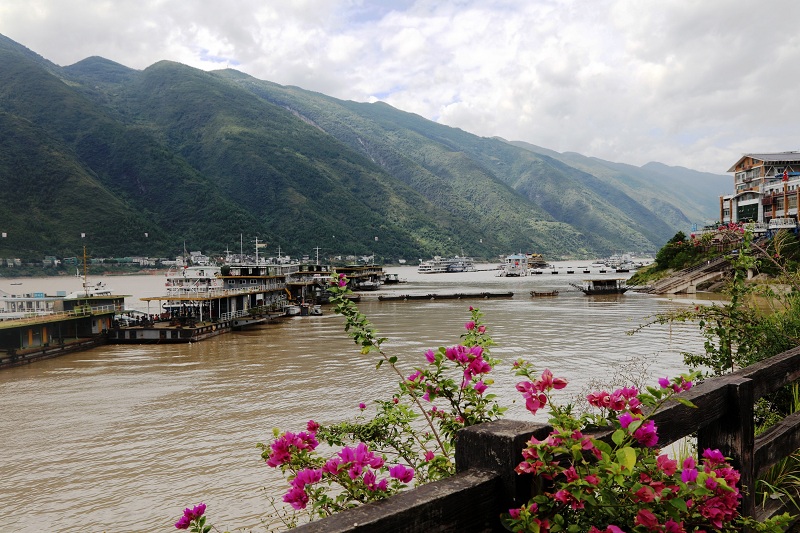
xmin=754 ymin=410 xmax=800 ymax=479
xmin=735 ymin=346 xmax=800 ymax=399
xmin=697 ymin=378 xmax=755 ymax=517
xmin=650 ymin=376 xmax=733 ymax=446
xmin=456 ymin=419 xmax=551 ymax=508
xmin=292 ymin=469 xmax=502 ymax=533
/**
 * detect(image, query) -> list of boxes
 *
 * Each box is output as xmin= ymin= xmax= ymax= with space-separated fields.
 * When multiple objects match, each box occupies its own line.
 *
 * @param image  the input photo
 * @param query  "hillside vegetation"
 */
xmin=0 ymin=34 xmax=729 ymax=261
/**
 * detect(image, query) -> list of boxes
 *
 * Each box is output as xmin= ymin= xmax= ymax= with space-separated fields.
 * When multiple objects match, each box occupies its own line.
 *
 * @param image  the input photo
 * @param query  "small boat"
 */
xmin=530 ymin=290 xmax=559 ymax=297
xmin=570 ymin=279 xmax=628 ymax=295
xmin=355 ymin=280 xmax=381 ymax=291
xmin=383 ymin=273 xmax=407 ymax=285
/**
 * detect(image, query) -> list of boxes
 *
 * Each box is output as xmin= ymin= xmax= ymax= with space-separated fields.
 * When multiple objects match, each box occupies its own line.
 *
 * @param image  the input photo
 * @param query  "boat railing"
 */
xmin=157 ymin=284 xmax=285 ymax=300
xmin=0 ymin=304 xmax=117 ymax=325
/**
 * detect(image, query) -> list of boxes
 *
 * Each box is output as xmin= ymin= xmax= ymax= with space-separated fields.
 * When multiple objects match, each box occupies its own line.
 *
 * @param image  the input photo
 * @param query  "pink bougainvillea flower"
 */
xmin=283 ymin=486 xmax=309 ymax=510
xmin=618 ymin=411 xmax=636 ymax=428
xmin=174 ymin=503 xmax=207 ymax=529
xmin=681 ymin=456 xmax=698 ymax=483
xmin=424 ymin=349 xmax=436 ymax=363
xmin=633 ymin=419 xmax=659 ymax=447
xmin=702 ymin=448 xmax=726 ymax=466
xmin=389 ymin=464 xmax=415 ymax=483
xmin=657 ymin=454 xmax=678 ymax=476
xmin=634 ymin=508 xmax=661 ymax=531
xmin=465 ymin=320 xmax=476 ymax=330
xmin=474 ymin=380 xmax=487 ymax=395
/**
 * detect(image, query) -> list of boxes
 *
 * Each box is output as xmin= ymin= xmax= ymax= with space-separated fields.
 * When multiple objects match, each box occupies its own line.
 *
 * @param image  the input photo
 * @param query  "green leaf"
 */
xmin=669 ymin=498 xmax=688 ymax=513
xmin=674 ymin=397 xmax=697 ymax=408
xmin=611 ymin=428 xmax=625 ymax=445
xmin=616 ymin=446 xmax=636 ymax=472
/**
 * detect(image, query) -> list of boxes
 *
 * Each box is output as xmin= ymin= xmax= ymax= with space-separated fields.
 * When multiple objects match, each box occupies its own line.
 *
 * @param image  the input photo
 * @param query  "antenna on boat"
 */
xmin=82 ymin=245 xmax=88 ymax=298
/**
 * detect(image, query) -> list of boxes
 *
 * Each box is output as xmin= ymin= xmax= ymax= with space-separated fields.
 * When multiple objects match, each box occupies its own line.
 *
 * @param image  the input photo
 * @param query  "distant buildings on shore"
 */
xmin=718 ymin=151 xmax=800 ymax=233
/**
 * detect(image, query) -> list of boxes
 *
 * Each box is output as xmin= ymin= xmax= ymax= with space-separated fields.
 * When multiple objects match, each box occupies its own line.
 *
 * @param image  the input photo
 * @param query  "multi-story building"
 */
xmin=721 ymin=152 xmax=800 ymax=233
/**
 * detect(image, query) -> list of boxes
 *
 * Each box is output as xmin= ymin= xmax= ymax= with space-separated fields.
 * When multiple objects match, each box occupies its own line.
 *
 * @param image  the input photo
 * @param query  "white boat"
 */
xmin=66 ymin=281 xmax=113 ymax=299
xmin=418 ymin=256 xmax=475 ymax=274
xmin=499 ymin=254 xmax=529 ymax=277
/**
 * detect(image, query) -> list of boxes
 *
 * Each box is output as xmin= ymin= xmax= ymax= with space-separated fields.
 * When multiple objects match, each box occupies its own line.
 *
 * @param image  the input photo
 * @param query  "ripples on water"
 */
xmin=0 ymin=268 xmax=715 ymax=532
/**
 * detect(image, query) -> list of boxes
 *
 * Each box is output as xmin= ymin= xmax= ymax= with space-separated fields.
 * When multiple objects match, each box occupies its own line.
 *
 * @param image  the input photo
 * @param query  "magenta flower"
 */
xmin=174 ymin=503 xmax=206 ymax=529
xmin=283 ymin=486 xmax=309 ymax=509
xmin=424 ymin=349 xmax=436 ymax=363
xmin=657 ymin=454 xmax=678 ymax=476
xmin=681 ymin=456 xmax=698 ymax=483
xmin=477 ymin=325 xmax=486 ymax=333
xmin=389 ymin=464 xmax=415 ymax=483
xmin=658 ymin=377 xmax=670 ymax=388
xmin=634 ymin=508 xmax=660 ymax=530
xmin=702 ymin=448 xmax=726 ymax=466
xmin=465 ymin=320 xmax=476 ymax=330
xmin=291 ymin=468 xmax=322 ymax=489
xmin=359 ymin=402 xmax=366 ymax=410
xmin=474 ymin=380 xmax=487 ymax=395
xmin=618 ymin=411 xmax=636 ymax=428
xmin=633 ymin=419 xmax=658 ymax=447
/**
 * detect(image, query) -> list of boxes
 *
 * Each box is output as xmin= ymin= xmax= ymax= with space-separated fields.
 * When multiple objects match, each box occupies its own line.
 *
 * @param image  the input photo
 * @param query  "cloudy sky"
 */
xmin=1 ymin=0 xmax=797 ymax=173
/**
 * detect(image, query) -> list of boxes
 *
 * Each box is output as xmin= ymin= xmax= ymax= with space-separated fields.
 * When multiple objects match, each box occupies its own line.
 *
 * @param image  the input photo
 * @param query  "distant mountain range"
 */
xmin=0 ymin=34 xmax=729 ymax=261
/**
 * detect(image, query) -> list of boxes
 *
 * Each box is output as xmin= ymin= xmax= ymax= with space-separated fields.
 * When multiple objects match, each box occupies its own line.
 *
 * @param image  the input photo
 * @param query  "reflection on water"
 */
xmin=0 ymin=267 xmax=713 ymax=532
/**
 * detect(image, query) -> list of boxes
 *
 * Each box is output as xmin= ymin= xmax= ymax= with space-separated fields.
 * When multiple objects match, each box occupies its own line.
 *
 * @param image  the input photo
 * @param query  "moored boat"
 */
xmin=418 ymin=256 xmax=475 ymax=274
xmin=530 ymin=290 xmax=559 ymax=297
xmin=499 ymin=254 xmax=528 ymax=277
xmin=570 ymin=278 xmax=628 ymax=295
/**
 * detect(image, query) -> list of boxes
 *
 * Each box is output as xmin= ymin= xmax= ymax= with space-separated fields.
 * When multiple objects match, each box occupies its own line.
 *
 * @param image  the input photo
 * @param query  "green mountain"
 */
xmin=0 ymin=34 xmax=728 ymax=262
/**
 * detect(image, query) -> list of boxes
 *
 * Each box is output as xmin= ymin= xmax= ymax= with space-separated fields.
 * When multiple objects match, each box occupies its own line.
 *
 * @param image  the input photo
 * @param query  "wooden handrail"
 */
xmin=290 ymin=349 xmax=800 ymax=531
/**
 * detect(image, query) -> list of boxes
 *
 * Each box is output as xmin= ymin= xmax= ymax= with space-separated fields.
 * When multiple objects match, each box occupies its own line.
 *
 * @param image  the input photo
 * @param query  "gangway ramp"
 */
xmin=643 ymin=256 xmax=730 ymax=294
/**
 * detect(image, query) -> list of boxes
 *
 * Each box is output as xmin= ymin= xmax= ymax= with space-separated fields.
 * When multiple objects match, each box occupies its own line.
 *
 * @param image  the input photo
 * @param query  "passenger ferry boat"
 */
xmin=418 ymin=256 xmax=475 ymax=274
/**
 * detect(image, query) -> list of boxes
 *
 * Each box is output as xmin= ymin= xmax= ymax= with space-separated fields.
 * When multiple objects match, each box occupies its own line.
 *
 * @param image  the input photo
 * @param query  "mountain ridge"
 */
xmin=0 ymin=33 xmax=728 ymax=261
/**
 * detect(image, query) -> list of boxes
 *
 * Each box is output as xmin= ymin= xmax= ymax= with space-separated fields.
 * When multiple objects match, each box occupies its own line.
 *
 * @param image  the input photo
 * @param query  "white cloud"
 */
xmin=0 ymin=0 xmax=798 ymax=173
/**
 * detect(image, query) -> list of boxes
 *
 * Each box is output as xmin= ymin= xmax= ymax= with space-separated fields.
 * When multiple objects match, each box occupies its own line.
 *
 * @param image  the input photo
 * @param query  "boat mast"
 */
xmin=82 ymin=245 xmax=88 ymax=297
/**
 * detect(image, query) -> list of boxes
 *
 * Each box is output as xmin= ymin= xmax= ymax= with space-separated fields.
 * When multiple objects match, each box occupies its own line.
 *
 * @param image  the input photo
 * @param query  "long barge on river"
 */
xmin=378 ymin=291 xmax=514 ymax=301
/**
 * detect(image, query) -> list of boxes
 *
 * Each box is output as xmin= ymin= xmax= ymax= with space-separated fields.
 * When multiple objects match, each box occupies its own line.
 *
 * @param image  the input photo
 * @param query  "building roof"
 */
xmin=728 ymin=151 xmax=800 ymax=172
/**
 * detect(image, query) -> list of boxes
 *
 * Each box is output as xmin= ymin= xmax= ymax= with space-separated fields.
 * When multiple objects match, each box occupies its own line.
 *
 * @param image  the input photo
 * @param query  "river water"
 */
xmin=0 ymin=265 xmax=718 ymax=532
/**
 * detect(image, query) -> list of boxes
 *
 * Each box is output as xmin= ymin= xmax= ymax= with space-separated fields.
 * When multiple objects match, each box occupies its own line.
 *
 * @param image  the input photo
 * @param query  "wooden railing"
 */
xmin=292 ymin=347 xmax=800 ymax=532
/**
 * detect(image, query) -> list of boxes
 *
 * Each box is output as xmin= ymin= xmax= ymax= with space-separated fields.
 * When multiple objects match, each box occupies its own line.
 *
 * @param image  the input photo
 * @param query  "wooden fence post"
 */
xmin=697 ymin=376 xmax=755 ymax=518
xmin=456 ymin=419 xmax=551 ymax=510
